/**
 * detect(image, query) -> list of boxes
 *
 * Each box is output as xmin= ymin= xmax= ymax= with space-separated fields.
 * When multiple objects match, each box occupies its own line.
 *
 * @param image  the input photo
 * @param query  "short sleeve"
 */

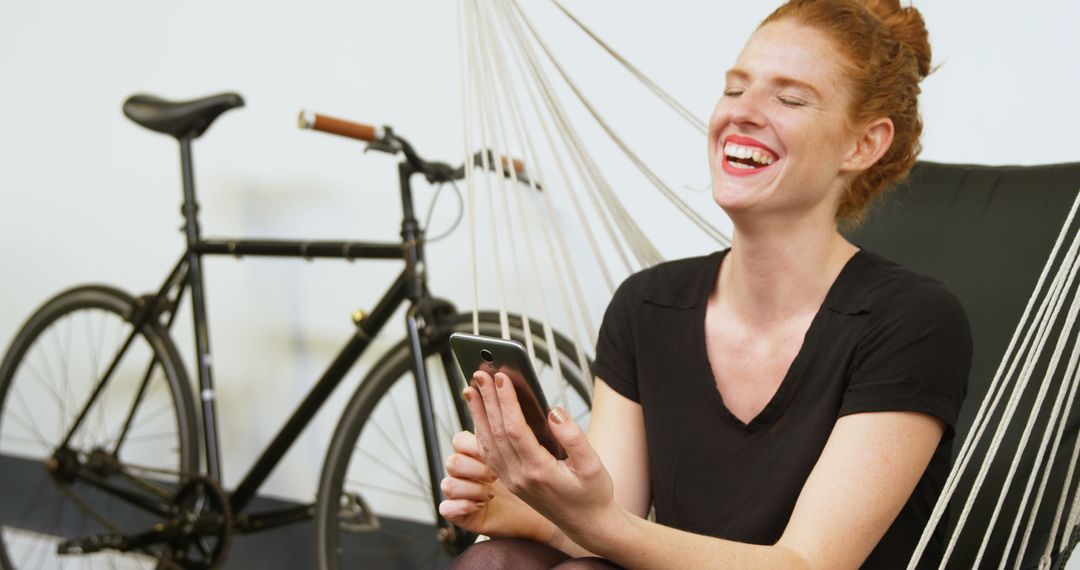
xmin=839 ymin=281 xmax=973 ymax=433
xmin=592 ymin=275 xmax=643 ymax=402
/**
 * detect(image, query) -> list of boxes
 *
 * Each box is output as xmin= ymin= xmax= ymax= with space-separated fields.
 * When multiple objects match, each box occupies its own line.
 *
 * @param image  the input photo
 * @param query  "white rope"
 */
xmin=1054 ymin=215 xmax=1080 ymax=561
xmin=510 ymin=0 xmax=682 ymax=264
xmin=471 ymin=0 xmax=539 ymax=359
xmin=908 ymin=191 xmax=1080 ymax=568
xmin=504 ymin=0 xmax=662 ymax=270
xmin=547 ymin=0 xmax=709 ymax=137
xmin=467 ymin=3 xmax=512 ymax=340
xmin=1062 ymin=443 xmax=1080 ymax=551
xmin=459 ymin=0 xmax=481 ymax=335
xmin=1013 ymin=315 xmax=1080 ymax=568
xmin=493 ymin=0 xmax=596 ymax=386
xmin=972 ymin=236 xmax=1080 ymax=567
xmin=1057 ymin=426 xmax=1080 ymax=558
xmin=500 ymin=0 xmax=637 ymax=280
xmin=939 ymin=219 xmax=1080 ymax=568
xmin=473 ymin=0 xmax=581 ymax=405
xmin=494 ymin=0 xmax=605 ymax=340
xmin=511 ymin=0 xmax=731 ymax=249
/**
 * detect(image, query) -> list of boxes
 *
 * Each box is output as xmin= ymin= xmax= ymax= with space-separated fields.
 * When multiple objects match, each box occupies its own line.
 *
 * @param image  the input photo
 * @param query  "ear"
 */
xmin=841 ymin=117 xmax=894 ymax=174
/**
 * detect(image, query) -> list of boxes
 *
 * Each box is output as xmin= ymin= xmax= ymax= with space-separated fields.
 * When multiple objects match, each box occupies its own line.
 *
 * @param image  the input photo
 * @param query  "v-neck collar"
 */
xmin=694 ymin=248 xmax=870 ymax=432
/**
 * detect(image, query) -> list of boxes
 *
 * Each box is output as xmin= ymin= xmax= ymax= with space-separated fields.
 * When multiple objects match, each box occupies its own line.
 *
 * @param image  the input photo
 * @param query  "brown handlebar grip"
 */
xmin=298 ymin=110 xmax=382 ymax=143
xmin=500 ymin=155 xmax=526 ymax=174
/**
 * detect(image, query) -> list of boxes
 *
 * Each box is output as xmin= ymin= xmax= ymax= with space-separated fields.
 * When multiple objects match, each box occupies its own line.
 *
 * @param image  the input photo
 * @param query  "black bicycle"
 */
xmin=0 ymin=92 xmax=591 ymax=569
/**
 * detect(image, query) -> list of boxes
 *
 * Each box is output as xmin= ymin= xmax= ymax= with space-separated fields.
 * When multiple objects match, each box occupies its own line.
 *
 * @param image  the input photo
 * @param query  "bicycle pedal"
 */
xmin=57 ymin=533 xmax=125 ymax=555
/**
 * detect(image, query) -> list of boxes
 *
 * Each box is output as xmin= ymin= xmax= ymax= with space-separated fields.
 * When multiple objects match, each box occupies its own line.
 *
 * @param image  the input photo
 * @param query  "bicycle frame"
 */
xmin=60 ymin=135 xmax=470 ymax=539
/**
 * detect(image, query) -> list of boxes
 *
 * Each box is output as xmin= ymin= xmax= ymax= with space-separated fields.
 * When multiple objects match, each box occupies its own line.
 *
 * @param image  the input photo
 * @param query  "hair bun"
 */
xmin=864 ymin=0 xmax=932 ymax=78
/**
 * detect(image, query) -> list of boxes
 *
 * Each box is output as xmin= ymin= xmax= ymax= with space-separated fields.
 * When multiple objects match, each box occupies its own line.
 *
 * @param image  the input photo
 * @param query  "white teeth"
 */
xmin=724 ymin=141 xmax=776 ymax=166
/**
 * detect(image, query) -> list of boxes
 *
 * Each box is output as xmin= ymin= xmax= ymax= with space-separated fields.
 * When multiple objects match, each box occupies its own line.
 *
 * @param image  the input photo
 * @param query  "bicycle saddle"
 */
xmin=123 ymin=92 xmax=244 ymax=139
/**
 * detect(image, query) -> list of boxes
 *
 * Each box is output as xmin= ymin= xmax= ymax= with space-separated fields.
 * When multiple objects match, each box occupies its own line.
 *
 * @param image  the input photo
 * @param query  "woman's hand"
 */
xmin=464 ymin=370 xmax=624 ymax=551
xmin=439 ymin=430 xmax=555 ymax=543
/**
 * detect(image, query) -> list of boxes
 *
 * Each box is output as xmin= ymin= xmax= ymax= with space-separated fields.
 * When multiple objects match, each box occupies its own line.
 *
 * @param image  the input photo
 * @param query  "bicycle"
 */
xmin=0 ymin=91 xmax=592 ymax=569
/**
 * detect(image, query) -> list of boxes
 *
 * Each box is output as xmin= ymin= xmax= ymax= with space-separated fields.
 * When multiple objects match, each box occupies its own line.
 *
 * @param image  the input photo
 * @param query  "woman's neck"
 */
xmin=718 ymin=215 xmax=858 ymax=328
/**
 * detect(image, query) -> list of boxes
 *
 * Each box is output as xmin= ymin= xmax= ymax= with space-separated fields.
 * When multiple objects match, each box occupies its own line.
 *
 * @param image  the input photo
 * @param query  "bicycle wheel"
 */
xmin=316 ymin=311 xmax=592 ymax=570
xmin=0 ymin=285 xmax=198 ymax=569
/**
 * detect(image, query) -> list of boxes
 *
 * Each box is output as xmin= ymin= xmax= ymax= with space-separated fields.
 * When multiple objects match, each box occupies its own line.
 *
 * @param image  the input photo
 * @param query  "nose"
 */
xmin=727 ymin=89 xmax=767 ymax=129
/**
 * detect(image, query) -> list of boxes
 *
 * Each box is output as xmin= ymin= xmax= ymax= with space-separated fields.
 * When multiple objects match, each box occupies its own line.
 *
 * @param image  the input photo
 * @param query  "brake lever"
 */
xmin=363 ymin=126 xmax=402 ymax=155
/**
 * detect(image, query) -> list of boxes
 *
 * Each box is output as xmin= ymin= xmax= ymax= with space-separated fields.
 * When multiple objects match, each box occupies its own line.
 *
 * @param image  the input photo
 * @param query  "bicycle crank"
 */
xmin=57 ymin=476 xmax=233 ymax=569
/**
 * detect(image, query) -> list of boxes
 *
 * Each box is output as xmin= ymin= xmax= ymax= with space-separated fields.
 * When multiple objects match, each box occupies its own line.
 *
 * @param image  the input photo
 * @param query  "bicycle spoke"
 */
xmin=390 ymin=382 xmax=427 ymax=481
xmin=113 ymin=431 xmax=179 ymax=445
xmin=58 ymin=314 xmax=75 ymax=414
xmin=350 ymin=446 xmax=429 ymax=499
xmin=365 ymin=416 xmax=425 ymax=485
xmin=21 ymin=533 xmax=48 ymax=569
xmin=121 ymin=400 xmax=177 ymax=434
xmin=11 ymin=476 xmax=52 ymax=538
xmin=346 ymin=477 xmax=431 ymax=504
xmin=435 ymin=366 xmax=459 ymax=443
xmin=29 ymin=345 xmax=73 ymax=427
xmin=58 ymin=482 xmax=121 ymax=534
xmin=9 ymin=385 xmax=51 ymax=449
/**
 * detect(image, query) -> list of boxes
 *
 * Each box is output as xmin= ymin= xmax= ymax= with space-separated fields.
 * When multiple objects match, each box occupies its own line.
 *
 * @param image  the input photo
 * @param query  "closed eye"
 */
xmin=723 ymin=89 xmax=744 ymax=98
xmin=778 ymin=95 xmax=808 ymax=107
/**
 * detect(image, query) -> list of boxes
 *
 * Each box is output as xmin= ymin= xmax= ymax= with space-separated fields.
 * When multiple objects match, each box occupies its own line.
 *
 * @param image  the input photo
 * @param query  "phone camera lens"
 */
xmin=480 ymin=349 xmax=494 ymax=363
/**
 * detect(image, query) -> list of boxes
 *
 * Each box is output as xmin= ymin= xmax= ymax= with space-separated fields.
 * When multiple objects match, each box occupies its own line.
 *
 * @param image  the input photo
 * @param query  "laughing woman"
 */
xmin=440 ymin=1 xmax=971 ymax=568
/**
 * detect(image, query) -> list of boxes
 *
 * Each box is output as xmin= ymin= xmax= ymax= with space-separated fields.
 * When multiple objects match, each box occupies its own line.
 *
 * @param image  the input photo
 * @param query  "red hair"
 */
xmin=761 ymin=0 xmax=932 ymax=223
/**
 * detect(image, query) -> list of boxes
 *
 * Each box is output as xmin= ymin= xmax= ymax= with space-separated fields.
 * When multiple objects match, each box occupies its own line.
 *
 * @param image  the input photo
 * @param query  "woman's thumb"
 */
xmin=548 ymin=407 xmax=594 ymax=467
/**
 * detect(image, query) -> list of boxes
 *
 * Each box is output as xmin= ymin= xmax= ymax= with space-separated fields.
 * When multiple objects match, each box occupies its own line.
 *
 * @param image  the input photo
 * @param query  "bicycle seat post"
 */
xmin=177 ymin=135 xmax=225 ymax=482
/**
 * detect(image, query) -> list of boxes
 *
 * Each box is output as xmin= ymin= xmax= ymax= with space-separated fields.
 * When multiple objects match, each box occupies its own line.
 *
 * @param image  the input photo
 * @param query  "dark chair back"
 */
xmin=847 ymin=161 xmax=1080 ymax=568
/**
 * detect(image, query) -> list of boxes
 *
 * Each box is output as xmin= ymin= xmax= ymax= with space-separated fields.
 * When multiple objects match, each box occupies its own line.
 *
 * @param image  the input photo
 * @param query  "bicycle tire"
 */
xmin=315 ymin=311 xmax=592 ymax=570
xmin=0 ymin=285 xmax=199 ymax=569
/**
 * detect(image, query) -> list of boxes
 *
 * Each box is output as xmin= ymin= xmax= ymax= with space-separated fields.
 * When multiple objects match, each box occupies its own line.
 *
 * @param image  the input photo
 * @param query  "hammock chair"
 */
xmin=851 ymin=161 xmax=1080 ymax=569
xmin=456 ymin=0 xmax=1080 ymax=567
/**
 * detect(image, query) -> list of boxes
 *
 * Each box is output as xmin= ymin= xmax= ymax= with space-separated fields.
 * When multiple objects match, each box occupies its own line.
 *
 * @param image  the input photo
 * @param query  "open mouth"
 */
xmin=721 ymin=136 xmax=779 ymax=174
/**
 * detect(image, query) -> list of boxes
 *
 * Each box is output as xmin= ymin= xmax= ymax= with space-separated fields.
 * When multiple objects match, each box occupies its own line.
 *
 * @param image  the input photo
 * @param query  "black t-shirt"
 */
xmin=592 ymin=249 xmax=972 ymax=569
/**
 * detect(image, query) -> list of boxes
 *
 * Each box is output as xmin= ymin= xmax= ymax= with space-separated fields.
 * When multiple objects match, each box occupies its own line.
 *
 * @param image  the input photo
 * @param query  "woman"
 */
xmin=440 ymin=0 xmax=971 ymax=567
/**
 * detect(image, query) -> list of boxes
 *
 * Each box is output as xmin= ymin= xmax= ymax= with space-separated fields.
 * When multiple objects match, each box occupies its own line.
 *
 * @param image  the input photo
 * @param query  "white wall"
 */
xmin=1 ymin=0 xmax=1079 ymax=552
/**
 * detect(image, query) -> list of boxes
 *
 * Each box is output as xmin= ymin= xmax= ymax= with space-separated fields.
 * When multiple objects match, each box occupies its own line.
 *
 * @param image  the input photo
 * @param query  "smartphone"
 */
xmin=449 ymin=332 xmax=567 ymax=459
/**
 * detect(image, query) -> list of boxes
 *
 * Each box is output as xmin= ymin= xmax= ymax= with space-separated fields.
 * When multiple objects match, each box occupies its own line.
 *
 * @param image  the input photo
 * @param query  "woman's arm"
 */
xmin=467 ymin=369 xmax=944 ymax=569
xmin=567 ymin=411 xmax=944 ymax=569
xmin=588 ymin=379 xmax=652 ymax=516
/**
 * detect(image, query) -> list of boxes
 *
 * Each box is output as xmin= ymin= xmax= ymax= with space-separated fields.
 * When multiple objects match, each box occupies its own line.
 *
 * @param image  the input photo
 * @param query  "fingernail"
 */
xmin=488 ymin=490 xmax=496 ymax=499
xmin=550 ymin=406 xmax=568 ymax=424
xmin=495 ymin=374 xmax=505 ymax=389
xmin=462 ymin=388 xmax=472 ymax=402
xmin=474 ymin=501 xmax=485 ymax=509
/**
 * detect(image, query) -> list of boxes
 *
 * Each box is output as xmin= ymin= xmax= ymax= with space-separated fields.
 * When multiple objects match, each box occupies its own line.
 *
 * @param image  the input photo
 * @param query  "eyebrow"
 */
xmin=725 ymin=68 xmax=823 ymax=99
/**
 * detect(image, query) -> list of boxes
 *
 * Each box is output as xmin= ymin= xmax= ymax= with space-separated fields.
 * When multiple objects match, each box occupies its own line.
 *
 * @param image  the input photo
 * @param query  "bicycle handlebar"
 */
xmin=298 ymin=111 xmax=382 ymax=143
xmin=299 ymin=109 xmax=536 ymax=188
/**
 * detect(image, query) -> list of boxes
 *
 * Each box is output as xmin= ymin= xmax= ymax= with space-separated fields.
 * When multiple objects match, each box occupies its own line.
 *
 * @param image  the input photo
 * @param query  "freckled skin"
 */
xmin=708 ymin=21 xmax=864 ymax=230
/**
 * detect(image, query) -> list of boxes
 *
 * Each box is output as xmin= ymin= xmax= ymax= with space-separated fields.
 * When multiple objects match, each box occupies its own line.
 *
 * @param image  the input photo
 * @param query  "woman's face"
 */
xmin=708 ymin=20 xmax=863 ymax=224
